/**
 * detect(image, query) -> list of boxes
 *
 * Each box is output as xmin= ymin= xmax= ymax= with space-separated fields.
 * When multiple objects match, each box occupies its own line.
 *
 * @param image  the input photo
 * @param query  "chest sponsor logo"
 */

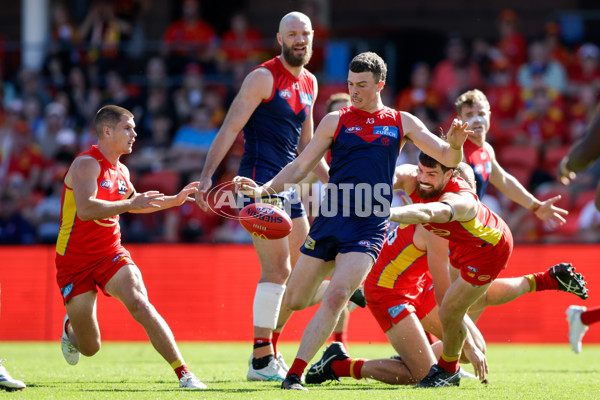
xmin=100 ymin=180 xmax=113 ymax=190
xmin=279 ymin=89 xmax=292 ymax=99
xmin=117 ymin=179 xmax=128 ymax=195
xmin=388 ymin=303 xmax=407 ymax=318
xmin=373 ymin=126 xmax=398 ymax=138
xmin=299 ymin=92 xmax=313 ymax=106
xmin=345 ymin=126 xmax=362 ymax=133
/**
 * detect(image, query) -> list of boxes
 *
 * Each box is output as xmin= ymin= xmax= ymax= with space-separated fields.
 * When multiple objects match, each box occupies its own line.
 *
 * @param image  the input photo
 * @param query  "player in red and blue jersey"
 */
xmin=195 ymin=12 xmax=328 ymax=382
xmin=235 ymin=51 xmax=471 ymax=390
xmin=55 ymin=105 xmax=205 ymax=389
xmin=456 ymin=89 xmax=567 ymax=227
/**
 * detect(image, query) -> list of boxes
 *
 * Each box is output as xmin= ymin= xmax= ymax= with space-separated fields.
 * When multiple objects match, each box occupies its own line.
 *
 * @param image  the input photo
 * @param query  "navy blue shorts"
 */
xmin=300 ymin=214 xmax=388 ymax=262
xmin=238 ymin=167 xmax=306 ymax=219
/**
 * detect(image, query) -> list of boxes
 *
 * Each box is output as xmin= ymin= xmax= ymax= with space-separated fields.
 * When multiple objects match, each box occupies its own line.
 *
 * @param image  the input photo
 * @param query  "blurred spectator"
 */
xmin=114 ymin=0 xmax=151 ymax=60
xmin=66 ymin=65 xmax=102 ymax=127
xmin=145 ymin=56 xmax=170 ymax=89
xmin=168 ymin=105 xmax=218 ymax=176
xmin=47 ymin=2 xmax=81 ymax=73
xmin=161 ymin=0 xmax=218 ymax=74
xmin=102 ymin=69 xmax=141 ymax=117
xmin=567 ymin=43 xmax=600 ymax=97
xmin=78 ymin=0 xmax=132 ymax=72
xmin=35 ymin=102 xmax=78 ymax=163
xmin=202 ymin=86 xmax=226 ymax=127
xmin=1 ymin=120 xmax=43 ymax=193
xmin=173 ymin=62 xmax=204 ymax=123
xmin=126 ymin=111 xmax=174 ymax=174
xmin=395 ymin=62 xmax=441 ymax=113
xmin=568 ymin=86 xmax=598 ymax=142
xmin=218 ymin=11 xmax=265 ymax=73
xmin=495 ymin=9 xmax=527 ymax=73
xmin=16 ymin=68 xmax=51 ymax=109
xmin=21 ymin=95 xmax=44 ymax=134
xmin=32 ymin=175 xmax=65 ymax=244
xmin=516 ymin=87 xmax=567 ymax=148
xmin=0 ymin=192 xmax=36 ymax=245
xmin=485 ymin=58 xmax=522 ymax=136
xmin=544 ymin=21 xmax=572 ymax=69
xmin=431 ymin=35 xmax=483 ymax=113
xmin=517 ymin=40 xmax=568 ymax=94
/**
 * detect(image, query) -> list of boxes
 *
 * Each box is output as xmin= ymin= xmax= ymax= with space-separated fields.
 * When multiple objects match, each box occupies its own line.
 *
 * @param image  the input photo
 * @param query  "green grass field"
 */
xmin=1 ymin=341 xmax=599 ymax=399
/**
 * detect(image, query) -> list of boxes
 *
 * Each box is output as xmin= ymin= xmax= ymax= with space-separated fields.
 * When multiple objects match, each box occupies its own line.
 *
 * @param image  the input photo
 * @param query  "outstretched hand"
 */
xmin=446 ymin=118 xmax=472 ymax=149
xmin=175 ymin=181 xmax=200 ymax=206
xmin=233 ymin=176 xmax=265 ymax=198
xmin=535 ymin=195 xmax=569 ymax=229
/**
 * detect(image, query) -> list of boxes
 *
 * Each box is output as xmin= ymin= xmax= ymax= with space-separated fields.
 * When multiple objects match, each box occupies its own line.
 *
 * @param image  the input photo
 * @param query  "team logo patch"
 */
xmin=478 ymin=274 xmax=491 ymax=282
xmin=304 ymin=235 xmax=316 ymax=250
xmin=388 ymin=303 xmax=407 ymax=318
xmin=100 ymin=180 xmax=113 ymax=190
xmin=381 ymin=137 xmax=390 ymax=146
xmin=61 ymin=283 xmax=73 ymax=299
xmin=358 ymin=240 xmax=371 ymax=247
xmin=279 ymin=89 xmax=292 ymax=99
xmin=117 ymin=179 xmax=128 ymax=195
xmin=346 ymin=126 xmax=362 ymax=133
xmin=373 ymin=126 xmax=398 ymax=138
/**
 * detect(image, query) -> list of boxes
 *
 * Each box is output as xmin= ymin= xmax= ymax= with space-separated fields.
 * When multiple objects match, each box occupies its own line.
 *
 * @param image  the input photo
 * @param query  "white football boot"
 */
xmin=61 ymin=314 xmax=80 ymax=365
xmin=179 ymin=372 xmax=207 ymax=389
xmin=247 ymin=356 xmax=287 ymax=381
xmin=0 ymin=360 xmax=26 ymax=392
xmin=566 ymin=305 xmax=589 ymax=354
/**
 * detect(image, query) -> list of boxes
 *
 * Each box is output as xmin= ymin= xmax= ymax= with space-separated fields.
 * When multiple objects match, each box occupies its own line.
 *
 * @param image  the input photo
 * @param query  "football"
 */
xmin=239 ymin=203 xmax=293 ymax=239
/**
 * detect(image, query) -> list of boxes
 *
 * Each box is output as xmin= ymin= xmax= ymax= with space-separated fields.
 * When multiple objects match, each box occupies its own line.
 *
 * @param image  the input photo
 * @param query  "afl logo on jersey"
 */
xmin=358 ymin=240 xmax=371 ymax=247
xmin=346 ymin=126 xmax=362 ymax=133
xmin=279 ymin=89 xmax=292 ymax=99
xmin=100 ymin=180 xmax=113 ymax=190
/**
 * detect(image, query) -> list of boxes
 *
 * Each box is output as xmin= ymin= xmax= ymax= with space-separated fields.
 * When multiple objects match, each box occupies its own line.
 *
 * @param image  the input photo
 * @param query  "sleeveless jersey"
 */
xmin=56 ymin=145 xmax=130 ymax=258
xmin=463 ymin=139 xmax=492 ymax=199
xmin=365 ymin=224 xmax=430 ymax=291
xmin=323 ymin=106 xmax=403 ymax=218
xmin=239 ymin=57 xmax=315 ymax=180
xmin=409 ymin=177 xmax=510 ymax=247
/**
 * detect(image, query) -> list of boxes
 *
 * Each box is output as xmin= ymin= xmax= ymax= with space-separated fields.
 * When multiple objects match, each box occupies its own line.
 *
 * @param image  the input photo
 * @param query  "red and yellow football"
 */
xmin=239 ymin=203 xmax=293 ymax=240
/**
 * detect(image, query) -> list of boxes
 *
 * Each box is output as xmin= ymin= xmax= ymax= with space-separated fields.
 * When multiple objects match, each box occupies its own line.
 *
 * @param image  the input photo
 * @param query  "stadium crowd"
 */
xmin=1 ymin=2 xmax=599 ymax=245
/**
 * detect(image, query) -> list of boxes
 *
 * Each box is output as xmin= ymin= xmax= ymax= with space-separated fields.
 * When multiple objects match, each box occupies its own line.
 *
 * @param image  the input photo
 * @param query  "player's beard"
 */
xmin=416 ymin=182 xmax=444 ymax=200
xmin=282 ymin=41 xmax=313 ymax=67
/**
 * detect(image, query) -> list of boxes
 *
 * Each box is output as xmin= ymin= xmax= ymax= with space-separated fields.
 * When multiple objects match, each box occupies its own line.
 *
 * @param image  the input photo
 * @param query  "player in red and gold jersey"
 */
xmin=55 ymin=105 xmax=205 ymax=389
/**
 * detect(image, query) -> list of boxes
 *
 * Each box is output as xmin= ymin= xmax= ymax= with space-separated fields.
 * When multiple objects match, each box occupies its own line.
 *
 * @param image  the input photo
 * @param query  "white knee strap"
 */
xmin=253 ymin=282 xmax=286 ymax=329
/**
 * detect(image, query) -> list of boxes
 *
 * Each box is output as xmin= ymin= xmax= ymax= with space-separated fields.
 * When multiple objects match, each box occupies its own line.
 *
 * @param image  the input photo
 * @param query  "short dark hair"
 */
xmin=418 ymin=151 xmax=455 ymax=174
xmin=349 ymin=52 xmax=387 ymax=83
xmin=94 ymin=105 xmax=133 ymax=137
xmin=326 ymin=93 xmax=351 ymax=113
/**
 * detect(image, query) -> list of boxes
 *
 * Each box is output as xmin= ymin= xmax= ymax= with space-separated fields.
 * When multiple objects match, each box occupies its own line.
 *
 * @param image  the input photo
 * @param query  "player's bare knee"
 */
xmin=127 ymin=298 xmax=155 ymax=322
xmin=284 ymin=292 xmax=308 ymax=311
xmin=322 ymin=286 xmax=352 ymax=312
xmin=260 ymin=265 xmax=291 ymax=284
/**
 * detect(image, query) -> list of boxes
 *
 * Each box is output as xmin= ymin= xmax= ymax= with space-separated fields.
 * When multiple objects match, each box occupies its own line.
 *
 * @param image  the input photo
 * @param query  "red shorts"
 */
xmin=449 ymin=237 xmax=513 ymax=286
xmin=364 ymin=275 xmax=437 ymax=333
xmin=56 ymin=246 xmax=133 ymax=304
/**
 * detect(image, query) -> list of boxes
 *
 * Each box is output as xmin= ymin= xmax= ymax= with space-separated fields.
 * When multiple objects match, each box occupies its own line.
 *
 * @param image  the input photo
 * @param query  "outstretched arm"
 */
xmin=401 ymin=112 xmax=469 ymax=168
xmin=390 ymin=192 xmax=477 ymax=225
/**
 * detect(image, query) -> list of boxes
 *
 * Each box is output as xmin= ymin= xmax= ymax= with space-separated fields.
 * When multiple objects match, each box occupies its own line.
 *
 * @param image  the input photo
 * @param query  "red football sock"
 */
xmin=332 ymin=358 xmax=365 ymax=380
xmin=527 ymin=271 xmax=559 ymax=292
xmin=171 ymin=359 xmax=190 ymax=380
xmin=287 ymin=358 xmax=308 ymax=378
xmin=437 ymin=353 xmax=459 ymax=374
xmin=272 ymin=332 xmax=281 ymax=355
xmin=581 ymin=306 xmax=600 ymax=326
xmin=333 ymin=331 xmax=347 ymax=347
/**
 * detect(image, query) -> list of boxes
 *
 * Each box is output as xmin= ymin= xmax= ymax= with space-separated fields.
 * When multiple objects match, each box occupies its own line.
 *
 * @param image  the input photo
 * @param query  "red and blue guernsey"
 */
xmin=325 ymin=106 xmax=403 ymax=218
xmin=463 ymin=139 xmax=492 ymax=199
xmin=238 ymin=57 xmax=315 ymax=183
xmin=56 ymin=145 xmax=130 ymax=259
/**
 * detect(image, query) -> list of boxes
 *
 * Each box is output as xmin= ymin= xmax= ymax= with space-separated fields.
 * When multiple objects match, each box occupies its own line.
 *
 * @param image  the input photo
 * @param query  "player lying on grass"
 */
xmin=305 ymin=163 xmax=588 ymax=387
